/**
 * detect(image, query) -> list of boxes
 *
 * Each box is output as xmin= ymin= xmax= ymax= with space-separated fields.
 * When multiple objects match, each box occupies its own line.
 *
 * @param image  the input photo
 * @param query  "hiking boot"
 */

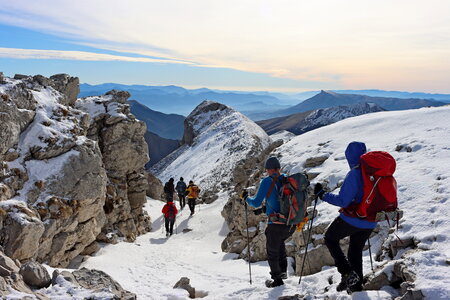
xmin=280 ymin=272 xmax=288 ymax=280
xmin=347 ymin=283 xmax=363 ymax=294
xmin=336 ymin=278 xmax=347 ymax=292
xmin=337 ymin=271 xmax=359 ymax=292
xmin=265 ymin=278 xmax=284 ymax=288
xmin=166 ymin=232 xmax=169 ymax=237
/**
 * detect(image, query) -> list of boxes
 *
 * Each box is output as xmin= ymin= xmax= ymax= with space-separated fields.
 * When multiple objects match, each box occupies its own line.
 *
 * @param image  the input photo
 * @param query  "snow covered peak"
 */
xmin=153 ymin=101 xmax=272 ymax=193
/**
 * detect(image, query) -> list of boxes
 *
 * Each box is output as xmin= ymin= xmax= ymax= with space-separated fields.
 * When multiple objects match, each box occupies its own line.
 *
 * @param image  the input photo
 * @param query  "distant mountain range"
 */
xmin=294 ymin=89 xmax=450 ymax=102
xmin=257 ymin=102 xmax=385 ymax=135
xmin=254 ymin=90 xmax=447 ymax=120
xmin=80 ymin=83 xmax=450 ymax=120
xmin=80 ymin=83 xmax=293 ymax=116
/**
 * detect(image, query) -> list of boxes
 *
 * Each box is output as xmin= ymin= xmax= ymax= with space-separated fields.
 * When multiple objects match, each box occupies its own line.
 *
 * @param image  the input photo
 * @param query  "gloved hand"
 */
xmin=240 ymin=190 xmax=248 ymax=200
xmin=314 ymin=183 xmax=325 ymax=200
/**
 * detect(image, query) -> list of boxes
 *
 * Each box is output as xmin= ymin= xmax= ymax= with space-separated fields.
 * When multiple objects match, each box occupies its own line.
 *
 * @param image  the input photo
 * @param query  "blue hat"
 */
xmin=265 ymin=157 xmax=281 ymax=169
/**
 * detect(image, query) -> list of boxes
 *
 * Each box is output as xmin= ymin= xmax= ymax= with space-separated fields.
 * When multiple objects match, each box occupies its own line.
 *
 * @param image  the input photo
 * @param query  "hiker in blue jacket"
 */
xmin=241 ymin=157 xmax=294 ymax=288
xmin=314 ymin=141 xmax=376 ymax=293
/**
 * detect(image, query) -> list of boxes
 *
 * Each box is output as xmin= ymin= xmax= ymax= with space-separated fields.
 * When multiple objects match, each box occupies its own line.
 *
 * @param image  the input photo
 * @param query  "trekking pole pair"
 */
xmin=298 ymin=195 xmax=319 ymax=285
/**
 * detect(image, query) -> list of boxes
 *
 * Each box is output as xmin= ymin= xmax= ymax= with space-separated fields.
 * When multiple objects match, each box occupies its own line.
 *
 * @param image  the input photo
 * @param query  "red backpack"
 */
xmin=342 ymin=151 xmax=398 ymax=222
xmin=167 ymin=204 xmax=176 ymax=220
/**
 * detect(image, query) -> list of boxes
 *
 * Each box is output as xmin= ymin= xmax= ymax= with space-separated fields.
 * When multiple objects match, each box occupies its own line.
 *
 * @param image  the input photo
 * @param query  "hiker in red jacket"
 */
xmin=162 ymin=200 xmax=178 ymax=237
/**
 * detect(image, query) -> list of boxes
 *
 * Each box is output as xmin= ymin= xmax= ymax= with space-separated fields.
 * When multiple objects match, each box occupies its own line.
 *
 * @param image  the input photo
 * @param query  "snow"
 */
xmin=270 ymin=130 xmax=296 ymax=143
xmin=76 ymin=105 xmax=450 ymax=299
xmin=153 ymin=102 xmax=271 ymax=191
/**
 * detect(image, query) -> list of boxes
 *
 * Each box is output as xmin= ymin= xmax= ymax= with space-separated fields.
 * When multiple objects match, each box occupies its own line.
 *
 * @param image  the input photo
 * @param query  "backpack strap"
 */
xmin=265 ymin=175 xmax=279 ymax=199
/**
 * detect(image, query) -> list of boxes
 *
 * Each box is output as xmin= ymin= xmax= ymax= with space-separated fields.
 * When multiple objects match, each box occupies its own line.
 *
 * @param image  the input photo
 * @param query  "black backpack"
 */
xmin=266 ymin=173 xmax=310 ymax=225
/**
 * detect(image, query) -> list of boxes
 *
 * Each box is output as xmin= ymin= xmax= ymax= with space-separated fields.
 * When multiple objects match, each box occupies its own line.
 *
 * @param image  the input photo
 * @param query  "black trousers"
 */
xmin=324 ymin=217 xmax=373 ymax=282
xmin=165 ymin=217 xmax=175 ymax=235
xmin=265 ymin=224 xmax=294 ymax=279
xmin=188 ymin=198 xmax=196 ymax=214
xmin=178 ymin=193 xmax=186 ymax=208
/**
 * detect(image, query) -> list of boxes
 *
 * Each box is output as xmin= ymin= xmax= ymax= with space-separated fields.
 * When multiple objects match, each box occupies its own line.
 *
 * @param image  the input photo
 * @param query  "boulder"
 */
xmin=0 ymin=202 xmax=45 ymax=261
xmin=174 ymin=277 xmax=196 ymax=298
xmin=146 ymin=171 xmax=164 ymax=200
xmin=19 ymin=261 xmax=51 ymax=288
xmin=303 ymin=155 xmax=329 ymax=168
xmin=72 ymin=268 xmax=136 ymax=300
xmin=49 ymin=74 xmax=79 ymax=106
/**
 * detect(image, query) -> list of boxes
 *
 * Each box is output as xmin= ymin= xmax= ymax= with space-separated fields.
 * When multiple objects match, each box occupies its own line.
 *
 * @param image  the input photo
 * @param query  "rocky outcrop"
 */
xmin=77 ymin=89 xmax=152 ymax=243
xmin=0 ymin=74 xmax=151 ymax=268
xmin=0 ymin=249 xmax=135 ymax=299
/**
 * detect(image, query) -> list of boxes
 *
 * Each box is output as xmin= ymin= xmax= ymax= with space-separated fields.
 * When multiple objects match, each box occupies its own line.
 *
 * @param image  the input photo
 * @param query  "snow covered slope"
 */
xmin=152 ymin=100 xmax=271 ymax=192
xmin=274 ymin=106 xmax=450 ymax=299
xmin=80 ymin=105 xmax=449 ymax=299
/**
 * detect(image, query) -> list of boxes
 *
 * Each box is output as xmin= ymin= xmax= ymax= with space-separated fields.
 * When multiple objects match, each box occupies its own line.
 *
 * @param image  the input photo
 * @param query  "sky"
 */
xmin=1 ymin=0 xmax=450 ymax=92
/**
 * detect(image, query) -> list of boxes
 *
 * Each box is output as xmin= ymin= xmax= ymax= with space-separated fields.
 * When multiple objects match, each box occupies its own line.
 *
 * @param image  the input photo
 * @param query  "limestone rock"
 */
xmin=146 ymin=171 xmax=164 ymax=200
xmin=49 ymin=74 xmax=79 ymax=106
xmin=303 ymin=155 xmax=329 ymax=168
xmin=0 ymin=202 xmax=45 ymax=261
xmin=295 ymin=243 xmax=339 ymax=276
xmin=0 ymin=74 xmax=152 ymax=268
xmin=19 ymin=261 xmax=51 ymax=288
xmin=72 ymin=268 xmax=136 ymax=300
xmin=174 ymin=277 xmax=196 ymax=298
xmin=0 ymin=251 xmax=20 ymax=275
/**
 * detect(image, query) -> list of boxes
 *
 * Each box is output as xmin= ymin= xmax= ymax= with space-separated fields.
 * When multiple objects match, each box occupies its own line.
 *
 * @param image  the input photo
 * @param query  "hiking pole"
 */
xmin=368 ymin=238 xmax=374 ymax=273
xmin=244 ymin=199 xmax=253 ymax=284
xmin=299 ymin=195 xmax=318 ymax=285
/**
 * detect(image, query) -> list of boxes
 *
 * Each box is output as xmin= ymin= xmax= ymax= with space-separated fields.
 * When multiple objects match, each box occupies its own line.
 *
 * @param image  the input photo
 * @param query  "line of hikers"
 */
xmin=241 ymin=141 xmax=399 ymax=293
xmin=162 ymin=177 xmax=201 ymax=237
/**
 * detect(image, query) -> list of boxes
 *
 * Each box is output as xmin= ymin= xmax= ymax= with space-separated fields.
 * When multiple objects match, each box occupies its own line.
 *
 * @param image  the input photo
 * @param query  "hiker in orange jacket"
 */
xmin=186 ymin=180 xmax=200 ymax=216
xmin=162 ymin=200 xmax=178 ymax=237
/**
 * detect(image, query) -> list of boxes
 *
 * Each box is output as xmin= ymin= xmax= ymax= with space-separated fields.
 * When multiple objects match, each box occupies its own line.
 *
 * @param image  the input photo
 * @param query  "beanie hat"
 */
xmin=265 ymin=157 xmax=281 ymax=169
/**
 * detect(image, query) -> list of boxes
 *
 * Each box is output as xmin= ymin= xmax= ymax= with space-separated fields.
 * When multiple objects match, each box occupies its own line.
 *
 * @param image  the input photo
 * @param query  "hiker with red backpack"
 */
xmin=241 ymin=157 xmax=299 ymax=288
xmin=162 ymin=200 xmax=178 ymax=237
xmin=314 ymin=141 xmax=398 ymax=294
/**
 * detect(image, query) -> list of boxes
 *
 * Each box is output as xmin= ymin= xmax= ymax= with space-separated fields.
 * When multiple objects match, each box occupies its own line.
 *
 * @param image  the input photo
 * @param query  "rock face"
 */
xmin=0 ymin=74 xmax=151 ymax=268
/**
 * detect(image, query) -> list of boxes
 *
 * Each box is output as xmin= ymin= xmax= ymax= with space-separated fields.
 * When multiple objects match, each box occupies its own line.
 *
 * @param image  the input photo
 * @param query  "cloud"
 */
xmin=1 ymin=0 xmax=450 ymax=91
xmin=0 ymin=47 xmax=193 ymax=64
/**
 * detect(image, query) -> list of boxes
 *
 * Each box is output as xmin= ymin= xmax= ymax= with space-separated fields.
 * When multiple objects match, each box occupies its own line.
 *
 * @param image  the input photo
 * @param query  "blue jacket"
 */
xmin=246 ymin=174 xmax=285 ymax=223
xmin=323 ymin=141 xmax=377 ymax=229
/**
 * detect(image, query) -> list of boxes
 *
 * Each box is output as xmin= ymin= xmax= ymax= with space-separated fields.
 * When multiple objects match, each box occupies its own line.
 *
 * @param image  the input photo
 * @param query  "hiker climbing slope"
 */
xmin=186 ymin=180 xmax=200 ymax=216
xmin=162 ymin=200 xmax=178 ymax=237
xmin=176 ymin=177 xmax=187 ymax=209
xmin=314 ymin=141 xmax=378 ymax=293
xmin=241 ymin=157 xmax=295 ymax=288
